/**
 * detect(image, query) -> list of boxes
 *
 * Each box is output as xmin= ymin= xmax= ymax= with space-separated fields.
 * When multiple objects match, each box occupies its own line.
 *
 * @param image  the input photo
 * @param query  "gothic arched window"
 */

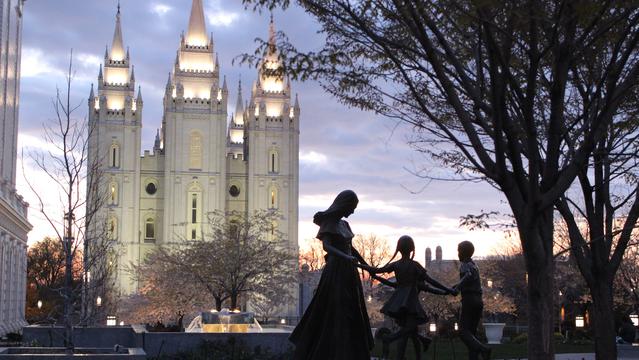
xmin=145 ymin=217 xmax=155 ymax=240
xmin=189 ymin=132 xmax=203 ymax=170
xmin=110 ymin=144 xmax=120 ymax=168
xmin=269 ymin=185 xmax=278 ymax=209
xmin=109 ymin=182 xmax=118 ymax=205
xmin=187 ymin=183 xmax=202 ymax=240
xmin=268 ymin=149 xmax=279 ymax=174
xmin=108 ymin=217 xmax=118 ymax=240
xmin=268 ymin=220 xmax=278 ymax=241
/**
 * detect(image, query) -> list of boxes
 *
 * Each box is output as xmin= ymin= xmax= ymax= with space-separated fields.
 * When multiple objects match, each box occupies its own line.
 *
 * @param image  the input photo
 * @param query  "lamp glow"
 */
xmin=630 ymin=314 xmax=638 ymax=327
xmin=429 ymin=323 xmax=436 ymax=333
xmin=37 ymin=300 xmax=42 ymax=310
xmin=106 ymin=315 xmax=116 ymax=326
xmin=280 ymin=318 xmax=286 ymax=325
xmin=96 ymin=296 xmax=102 ymax=307
xmin=575 ymin=316 xmax=585 ymax=328
xmin=454 ymin=322 xmax=458 ymax=331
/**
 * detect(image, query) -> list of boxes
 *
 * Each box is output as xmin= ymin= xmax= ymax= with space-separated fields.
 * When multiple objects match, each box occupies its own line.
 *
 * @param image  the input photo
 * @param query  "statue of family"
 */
xmin=289 ymin=190 xmax=492 ymax=360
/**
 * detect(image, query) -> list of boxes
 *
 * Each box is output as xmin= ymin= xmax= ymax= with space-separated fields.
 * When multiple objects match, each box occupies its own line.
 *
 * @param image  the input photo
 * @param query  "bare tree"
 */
xmin=23 ymin=51 xmax=115 ymax=350
xmin=615 ymin=242 xmax=639 ymax=314
xmin=352 ymin=233 xmax=392 ymax=292
xmin=299 ymin=240 xmax=326 ymax=271
xmin=238 ymin=2 xmax=639 ymax=358
xmin=555 ymin=113 xmax=639 ymax=357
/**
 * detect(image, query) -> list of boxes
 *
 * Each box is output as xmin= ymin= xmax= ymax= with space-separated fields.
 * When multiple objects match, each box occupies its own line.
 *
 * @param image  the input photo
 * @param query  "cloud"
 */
xmin=206 ymin=11 xmax=240 ymax=28
xmin=76 ymin=53 xmax=101 ymax=68
xmin=204 ymin=0 xmax=241 ymax=28
xmin=151 ymin=3 xmax=172 ymax=16
xmin=21 ymin=48 xmax=62 ymax=78
xmin=300 ymin=150 xmax=327 ymax=166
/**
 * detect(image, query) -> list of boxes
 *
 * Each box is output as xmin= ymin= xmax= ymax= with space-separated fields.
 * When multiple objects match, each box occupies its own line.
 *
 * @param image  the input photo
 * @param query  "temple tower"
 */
xmin=245 ymin=17 xmax=300 ymax=317
xmin=161 ymin=0 xmax=227 ymax=242
xmin=87 ymin=4 xmax=142 ymax=293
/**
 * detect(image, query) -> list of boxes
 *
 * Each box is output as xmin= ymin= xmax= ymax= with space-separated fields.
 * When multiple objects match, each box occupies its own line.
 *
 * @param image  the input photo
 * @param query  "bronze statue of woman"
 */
xmin=289 ymin=190 xmax=374 ymax=360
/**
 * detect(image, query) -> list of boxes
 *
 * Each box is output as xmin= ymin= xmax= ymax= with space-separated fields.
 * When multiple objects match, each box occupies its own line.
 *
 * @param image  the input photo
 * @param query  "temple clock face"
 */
xmin=145 ymin=182 xmax=157 ymax=195
xmin=229 ymin=185 xmax=240 ymax=197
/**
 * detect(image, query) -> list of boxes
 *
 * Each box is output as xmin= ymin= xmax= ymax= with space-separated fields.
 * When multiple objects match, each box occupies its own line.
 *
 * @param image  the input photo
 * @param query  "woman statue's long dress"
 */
xmin=290 ymin=190 xmax=374 ymax=360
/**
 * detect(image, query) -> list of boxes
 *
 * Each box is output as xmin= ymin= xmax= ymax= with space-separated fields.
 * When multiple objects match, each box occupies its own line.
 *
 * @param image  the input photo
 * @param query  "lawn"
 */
xmin=371 ymin=338 xmax=594 ymax=360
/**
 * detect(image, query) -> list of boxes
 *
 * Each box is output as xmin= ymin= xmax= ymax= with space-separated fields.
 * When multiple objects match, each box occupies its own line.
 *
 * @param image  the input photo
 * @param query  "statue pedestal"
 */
xmin=201 ymin=311 xmax=255 ymax=333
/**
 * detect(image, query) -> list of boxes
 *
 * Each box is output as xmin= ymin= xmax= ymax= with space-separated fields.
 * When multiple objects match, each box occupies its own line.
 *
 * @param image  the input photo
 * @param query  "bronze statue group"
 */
xmin=290 ymin=190 xmax=492 ymax=360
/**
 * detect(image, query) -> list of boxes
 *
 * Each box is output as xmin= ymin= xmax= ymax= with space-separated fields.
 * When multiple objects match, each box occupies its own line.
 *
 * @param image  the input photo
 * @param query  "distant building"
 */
xmin=87 ymin=0 xmax=300 ymax=317
xmin=0 ymin=0 xmax=31 ymax=337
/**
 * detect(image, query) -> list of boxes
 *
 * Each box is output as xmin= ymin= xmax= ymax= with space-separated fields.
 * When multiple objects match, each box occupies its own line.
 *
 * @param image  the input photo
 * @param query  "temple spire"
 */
xmin=269 ymin=13 xmax=276 ymax=47
xmin=109 ymin=3 xmax=125 ymax=61
xmin=234 ymin=78 xmax=244 ymax=124
xmin=186 ymin=0 xmax=208 ymax=47
xmin=154 ymin=129 xmax=161 ymax=151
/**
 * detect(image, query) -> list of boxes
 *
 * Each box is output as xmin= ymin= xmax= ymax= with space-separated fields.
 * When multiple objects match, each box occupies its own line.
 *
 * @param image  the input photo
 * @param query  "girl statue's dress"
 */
xmin=379 ymin=259 xmax=429 ymax=326
xmin=290 ymin=190 xmax=374 ymax=360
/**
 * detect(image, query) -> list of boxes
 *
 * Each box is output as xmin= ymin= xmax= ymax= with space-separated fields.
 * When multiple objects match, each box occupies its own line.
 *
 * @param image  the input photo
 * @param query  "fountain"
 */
xmin=186 ymin=309 xmax=263 ymax=333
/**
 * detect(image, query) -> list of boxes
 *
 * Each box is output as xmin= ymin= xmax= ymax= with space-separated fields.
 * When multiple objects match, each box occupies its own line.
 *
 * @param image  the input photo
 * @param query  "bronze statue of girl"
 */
xmin=289 ymin=190 xmax=374 ymax=360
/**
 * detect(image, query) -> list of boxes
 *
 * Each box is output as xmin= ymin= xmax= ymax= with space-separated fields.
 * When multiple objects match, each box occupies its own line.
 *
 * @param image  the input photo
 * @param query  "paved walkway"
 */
xmin=497 ymin=354 xmax=595 ymax=360
xmin=496 ymin=354 xmax=635 ymax=360
xmin=374 ymin=351 xmax=639 ymax=359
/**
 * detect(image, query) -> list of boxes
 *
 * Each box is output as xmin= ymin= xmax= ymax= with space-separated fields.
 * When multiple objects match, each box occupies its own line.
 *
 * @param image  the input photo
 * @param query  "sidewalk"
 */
xmin=475 ymin=355 xmax=595 ymax=360
xmin=496 ymin=354 xmax=639 ymax=360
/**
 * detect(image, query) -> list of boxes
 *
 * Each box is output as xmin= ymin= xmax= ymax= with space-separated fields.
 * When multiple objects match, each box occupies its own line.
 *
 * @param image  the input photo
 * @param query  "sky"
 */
xmin=16 ymin=0 xmax=512 ymax=261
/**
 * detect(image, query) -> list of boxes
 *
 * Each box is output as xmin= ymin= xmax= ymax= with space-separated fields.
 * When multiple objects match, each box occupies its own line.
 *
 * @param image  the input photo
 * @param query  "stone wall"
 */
xmin=22 ymin=326 xmax=293 ymax=356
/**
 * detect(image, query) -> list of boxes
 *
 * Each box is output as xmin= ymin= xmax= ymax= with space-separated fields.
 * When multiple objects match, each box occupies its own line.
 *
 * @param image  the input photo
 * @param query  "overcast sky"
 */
xmin=16 ymin=0 xmax=511 ymax=260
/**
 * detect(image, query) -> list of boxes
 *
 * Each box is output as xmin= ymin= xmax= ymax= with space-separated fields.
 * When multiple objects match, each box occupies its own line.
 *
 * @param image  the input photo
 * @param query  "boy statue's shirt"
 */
xmin=459 ymin=260 xmax=482 ymax=295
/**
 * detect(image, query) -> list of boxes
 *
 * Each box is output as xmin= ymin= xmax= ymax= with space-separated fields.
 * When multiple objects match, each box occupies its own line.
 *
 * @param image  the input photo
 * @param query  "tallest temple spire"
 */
xmin=109 ymin=2 xmax=125 ymax=61
xmin=186 ymin=0 xmax=208 ymax=47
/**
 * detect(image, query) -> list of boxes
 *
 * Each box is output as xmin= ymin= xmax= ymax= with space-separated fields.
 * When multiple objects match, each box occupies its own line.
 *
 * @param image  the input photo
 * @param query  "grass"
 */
xmin=371 ymin=338 xmax=594 ymax=360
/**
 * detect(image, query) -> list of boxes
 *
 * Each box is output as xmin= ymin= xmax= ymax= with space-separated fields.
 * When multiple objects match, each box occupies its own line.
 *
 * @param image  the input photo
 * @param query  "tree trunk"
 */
xmin=215 ymin=297 xmax=223 ymax=311
xmin=177 ymin=313 xmax=185 ymax=332
xmin=230 ymin=293 xmax=238 ymax=311
xmin=590 ymin=280 xmax=617 ymax=360
xmin=525 ymin=254 xmax=555 ymax=360
xmin=64 ymin=235 xmax=74 ymax=350
xmin=520 ymin=210 xmax=555 ymax=360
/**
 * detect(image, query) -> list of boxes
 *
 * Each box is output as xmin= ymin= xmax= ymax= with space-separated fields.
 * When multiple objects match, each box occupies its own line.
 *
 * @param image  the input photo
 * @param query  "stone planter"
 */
xmin=0 ymin=347 xmax=146 ymax=359
xmin=483 ymin=323 xmax=506 ymax=344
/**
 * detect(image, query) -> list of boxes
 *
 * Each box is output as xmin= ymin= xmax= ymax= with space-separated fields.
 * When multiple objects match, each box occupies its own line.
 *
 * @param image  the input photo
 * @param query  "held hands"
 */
xmin=449 ymin=285 xmax=459 ymax=296
xmin=356 ymin=262 xmax=374 ymax=272
xmin=347 ymin=255 xmax=358 ymax=264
